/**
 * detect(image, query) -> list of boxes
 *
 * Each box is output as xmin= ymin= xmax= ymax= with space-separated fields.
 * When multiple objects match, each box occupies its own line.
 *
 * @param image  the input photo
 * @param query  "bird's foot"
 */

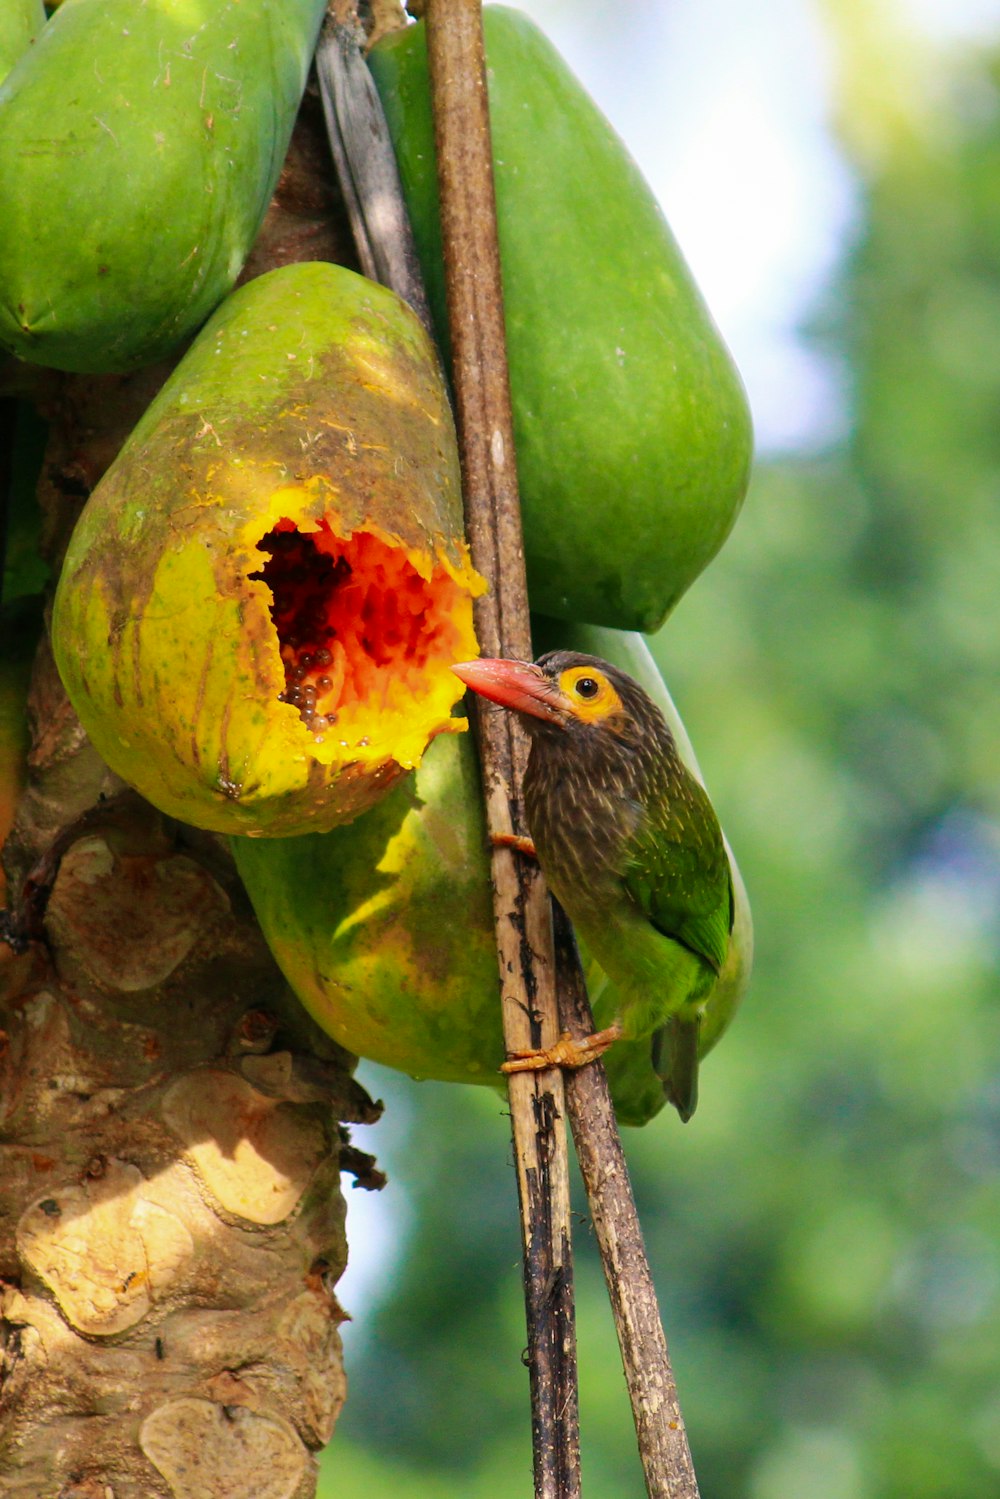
xmin=491 ymin=832 xmax=537 ymax=859
xmin=501 ymin=1020 xmax=624 ymax=1075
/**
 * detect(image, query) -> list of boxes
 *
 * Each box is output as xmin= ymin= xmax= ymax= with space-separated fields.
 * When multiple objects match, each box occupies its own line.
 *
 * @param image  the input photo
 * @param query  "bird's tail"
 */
xmin=651 ymin=1015 xmax=700 ymax=1123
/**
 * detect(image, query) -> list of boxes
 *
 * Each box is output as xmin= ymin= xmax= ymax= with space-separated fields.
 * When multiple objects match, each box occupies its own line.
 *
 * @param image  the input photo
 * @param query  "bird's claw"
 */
xmin=490 ymin=832 xmax=537 ymax=859
xmin=501 ymin=1021 xmax=624 ymax=1075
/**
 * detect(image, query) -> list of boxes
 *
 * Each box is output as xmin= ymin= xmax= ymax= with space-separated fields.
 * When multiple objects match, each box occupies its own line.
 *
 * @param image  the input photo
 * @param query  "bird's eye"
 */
xmin=575 ymin=677 xmax=600 ymax=699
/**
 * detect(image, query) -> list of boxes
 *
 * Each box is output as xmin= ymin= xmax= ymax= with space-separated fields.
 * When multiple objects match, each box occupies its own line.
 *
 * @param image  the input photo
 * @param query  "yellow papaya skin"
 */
xmin=52 ymin=262 xmax=482 ymax=837
xmin=368 ymin=8 xmax=754 ymax=633
xmin=233 ymin=622 xmax=752 ymax=1126
xmin=0 ymin=0 xmax=327 ymax=372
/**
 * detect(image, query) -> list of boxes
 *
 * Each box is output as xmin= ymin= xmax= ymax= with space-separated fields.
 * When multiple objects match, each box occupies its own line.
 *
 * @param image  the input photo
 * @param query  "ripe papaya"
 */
xmin=367 ymin=8 xmax=753 ymax=634
xmin=232 ymin=622 xmax=752 ymax=1126
xmin=0 ymin=0 xmax=44 ymax=86
xmin=0 ymin=0 xmax=327 ymax=373
xmin=52 ymin=261 xmax=483 ymax=837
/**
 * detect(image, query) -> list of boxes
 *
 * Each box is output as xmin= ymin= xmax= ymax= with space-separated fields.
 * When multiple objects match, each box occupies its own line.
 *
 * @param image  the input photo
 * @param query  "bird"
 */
xmin=451 ymin=650 xmax=734 ymax=1121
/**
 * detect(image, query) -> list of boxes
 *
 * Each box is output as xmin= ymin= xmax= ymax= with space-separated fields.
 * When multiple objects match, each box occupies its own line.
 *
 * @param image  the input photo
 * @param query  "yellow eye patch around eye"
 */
xmin=558 ymin=667 xmax=624 ymax=723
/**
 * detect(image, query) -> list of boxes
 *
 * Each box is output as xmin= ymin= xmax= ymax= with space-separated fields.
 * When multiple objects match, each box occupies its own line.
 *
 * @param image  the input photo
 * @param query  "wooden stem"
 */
xmin=314 ymin=9 xmax=434 ymax=336
xmin=321 ymin=5 xmax=701 ymax=1493
xmin=423 ymin=3 xmax=580 ymax=1495
xmin=553 ymin=907 xmax=701 ymax=1499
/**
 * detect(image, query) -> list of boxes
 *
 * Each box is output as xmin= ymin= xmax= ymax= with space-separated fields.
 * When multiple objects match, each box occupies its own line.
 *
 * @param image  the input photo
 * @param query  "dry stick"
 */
xmin=314 ymin=9 xmax=434 ymax=337
xmin=419 ymin=6 xmax=701 ymax=1495
xmin=423 ymin=3 xmax=580 ymax=1496
xmin=319 ymin=6 xmax=579 ymax=1492
xmin=316 ymin=39 xmax=579 ymax=1496
xmin=320 ymin=6 xmax=698 ymax=1494
xmin=553 ymin=908 xmax=701 ymax=1499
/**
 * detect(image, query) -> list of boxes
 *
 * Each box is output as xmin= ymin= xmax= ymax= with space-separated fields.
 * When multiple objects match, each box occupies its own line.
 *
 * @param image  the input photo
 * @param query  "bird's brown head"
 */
xmin=451 ymin=651 xmax=662 ymax=750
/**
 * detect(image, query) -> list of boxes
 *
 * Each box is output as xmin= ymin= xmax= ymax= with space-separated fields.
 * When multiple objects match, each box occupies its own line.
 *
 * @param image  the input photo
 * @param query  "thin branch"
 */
xmin=553 ymin=907 xmax=701 ymax=1499
xmin=318 ymin=6 xmax=579 ymax=1492
xmin=422 ymin=2 xmax=581 ymax=1495
xmin=320 ymin=6 xmax=701 ymax=1494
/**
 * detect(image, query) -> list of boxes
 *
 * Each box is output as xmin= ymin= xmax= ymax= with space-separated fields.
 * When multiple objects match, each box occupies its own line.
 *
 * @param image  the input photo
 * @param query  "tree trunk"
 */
xmin=0 ymin=93 xmax=381 ymax=1498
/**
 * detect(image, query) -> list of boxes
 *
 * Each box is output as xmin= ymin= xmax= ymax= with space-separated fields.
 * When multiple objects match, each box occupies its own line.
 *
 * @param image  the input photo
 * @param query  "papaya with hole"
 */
xmin=368 ymin=7 xmax=753 ymax=633
xmin=232 ymin=622 xmax=752 ymax=1125
xmin=0 ymin=0 xmax=328 ymax=372
xmin=52 ymin=261 xmax=483 ymax=837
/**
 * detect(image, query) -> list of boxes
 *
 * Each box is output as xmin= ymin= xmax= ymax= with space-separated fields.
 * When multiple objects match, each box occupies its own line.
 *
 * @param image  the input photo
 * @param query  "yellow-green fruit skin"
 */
xmin=233 ymin=623 xmax=752 ymax=1126
xmin=0 ymin=0 xmax=327 ymax=372
xmin=52 ymin=262 xmax=476 ymax=837
xmin=368 ymin=8 xmax=754 ymax=633
xmin=235 ymin=729 xmax=505 ymax=1086
xmin=0 ymin=0 xmax=44 ymax=85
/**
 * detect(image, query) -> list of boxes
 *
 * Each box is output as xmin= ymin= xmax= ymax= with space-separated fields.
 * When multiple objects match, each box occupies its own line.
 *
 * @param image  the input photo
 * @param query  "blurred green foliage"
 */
xmin=319 ymin=35 xmax=1000 ymax=1499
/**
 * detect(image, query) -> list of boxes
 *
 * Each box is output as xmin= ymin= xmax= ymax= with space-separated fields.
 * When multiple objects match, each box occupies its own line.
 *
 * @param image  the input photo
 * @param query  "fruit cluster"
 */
xmin=6 ymin=0 xmax=755 ymax=1117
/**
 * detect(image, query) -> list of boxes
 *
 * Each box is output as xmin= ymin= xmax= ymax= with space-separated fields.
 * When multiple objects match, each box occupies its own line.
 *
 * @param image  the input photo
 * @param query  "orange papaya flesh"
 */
xmin=52 ymin=262 xmax=483 ymax=837
xmin=233 ymin=620 xmax=752 ymax=1127
xmin=248 ymin=518 xmax=475 ymax=757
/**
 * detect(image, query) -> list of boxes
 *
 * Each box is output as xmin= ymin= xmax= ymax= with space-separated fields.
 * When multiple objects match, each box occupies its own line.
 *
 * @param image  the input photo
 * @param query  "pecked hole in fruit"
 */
xmin=249 ymin=518 xmax=475 ymax=765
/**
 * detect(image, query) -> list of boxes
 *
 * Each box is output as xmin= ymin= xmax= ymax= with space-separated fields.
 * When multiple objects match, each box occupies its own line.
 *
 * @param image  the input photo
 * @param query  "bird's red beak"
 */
xmin=451 ymin=658 xmax=564 ymax=724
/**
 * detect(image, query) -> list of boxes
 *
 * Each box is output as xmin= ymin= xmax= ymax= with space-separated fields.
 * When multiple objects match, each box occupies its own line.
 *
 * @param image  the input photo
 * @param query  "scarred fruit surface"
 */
xmin=52 ymin=262 xmax=483 ymax=836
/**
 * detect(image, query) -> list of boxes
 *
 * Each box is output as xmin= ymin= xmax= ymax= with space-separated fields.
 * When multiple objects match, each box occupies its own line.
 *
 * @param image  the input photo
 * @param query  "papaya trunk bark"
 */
xmin=0 ymin=103 xmax=375 ymax=1499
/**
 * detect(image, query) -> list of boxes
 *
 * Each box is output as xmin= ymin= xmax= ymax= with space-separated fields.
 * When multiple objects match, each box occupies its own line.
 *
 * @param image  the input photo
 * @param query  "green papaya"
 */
xmin=52 ymin=261 xmax=482 ymax=837
xmin=0 ymin=0 xmax=44 ymax=86
xmin=232 ymin=623 xmax=752 ymax=1126
xmin=368 ymin=8 xmax=754 ymax=634
xmin=0 ymin=0 xmax=327 ymax=373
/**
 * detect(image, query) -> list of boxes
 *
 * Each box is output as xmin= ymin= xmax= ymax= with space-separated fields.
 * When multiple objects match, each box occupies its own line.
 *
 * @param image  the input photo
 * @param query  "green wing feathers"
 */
xmin=623 ymin=767 xmax=733 ymax=973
